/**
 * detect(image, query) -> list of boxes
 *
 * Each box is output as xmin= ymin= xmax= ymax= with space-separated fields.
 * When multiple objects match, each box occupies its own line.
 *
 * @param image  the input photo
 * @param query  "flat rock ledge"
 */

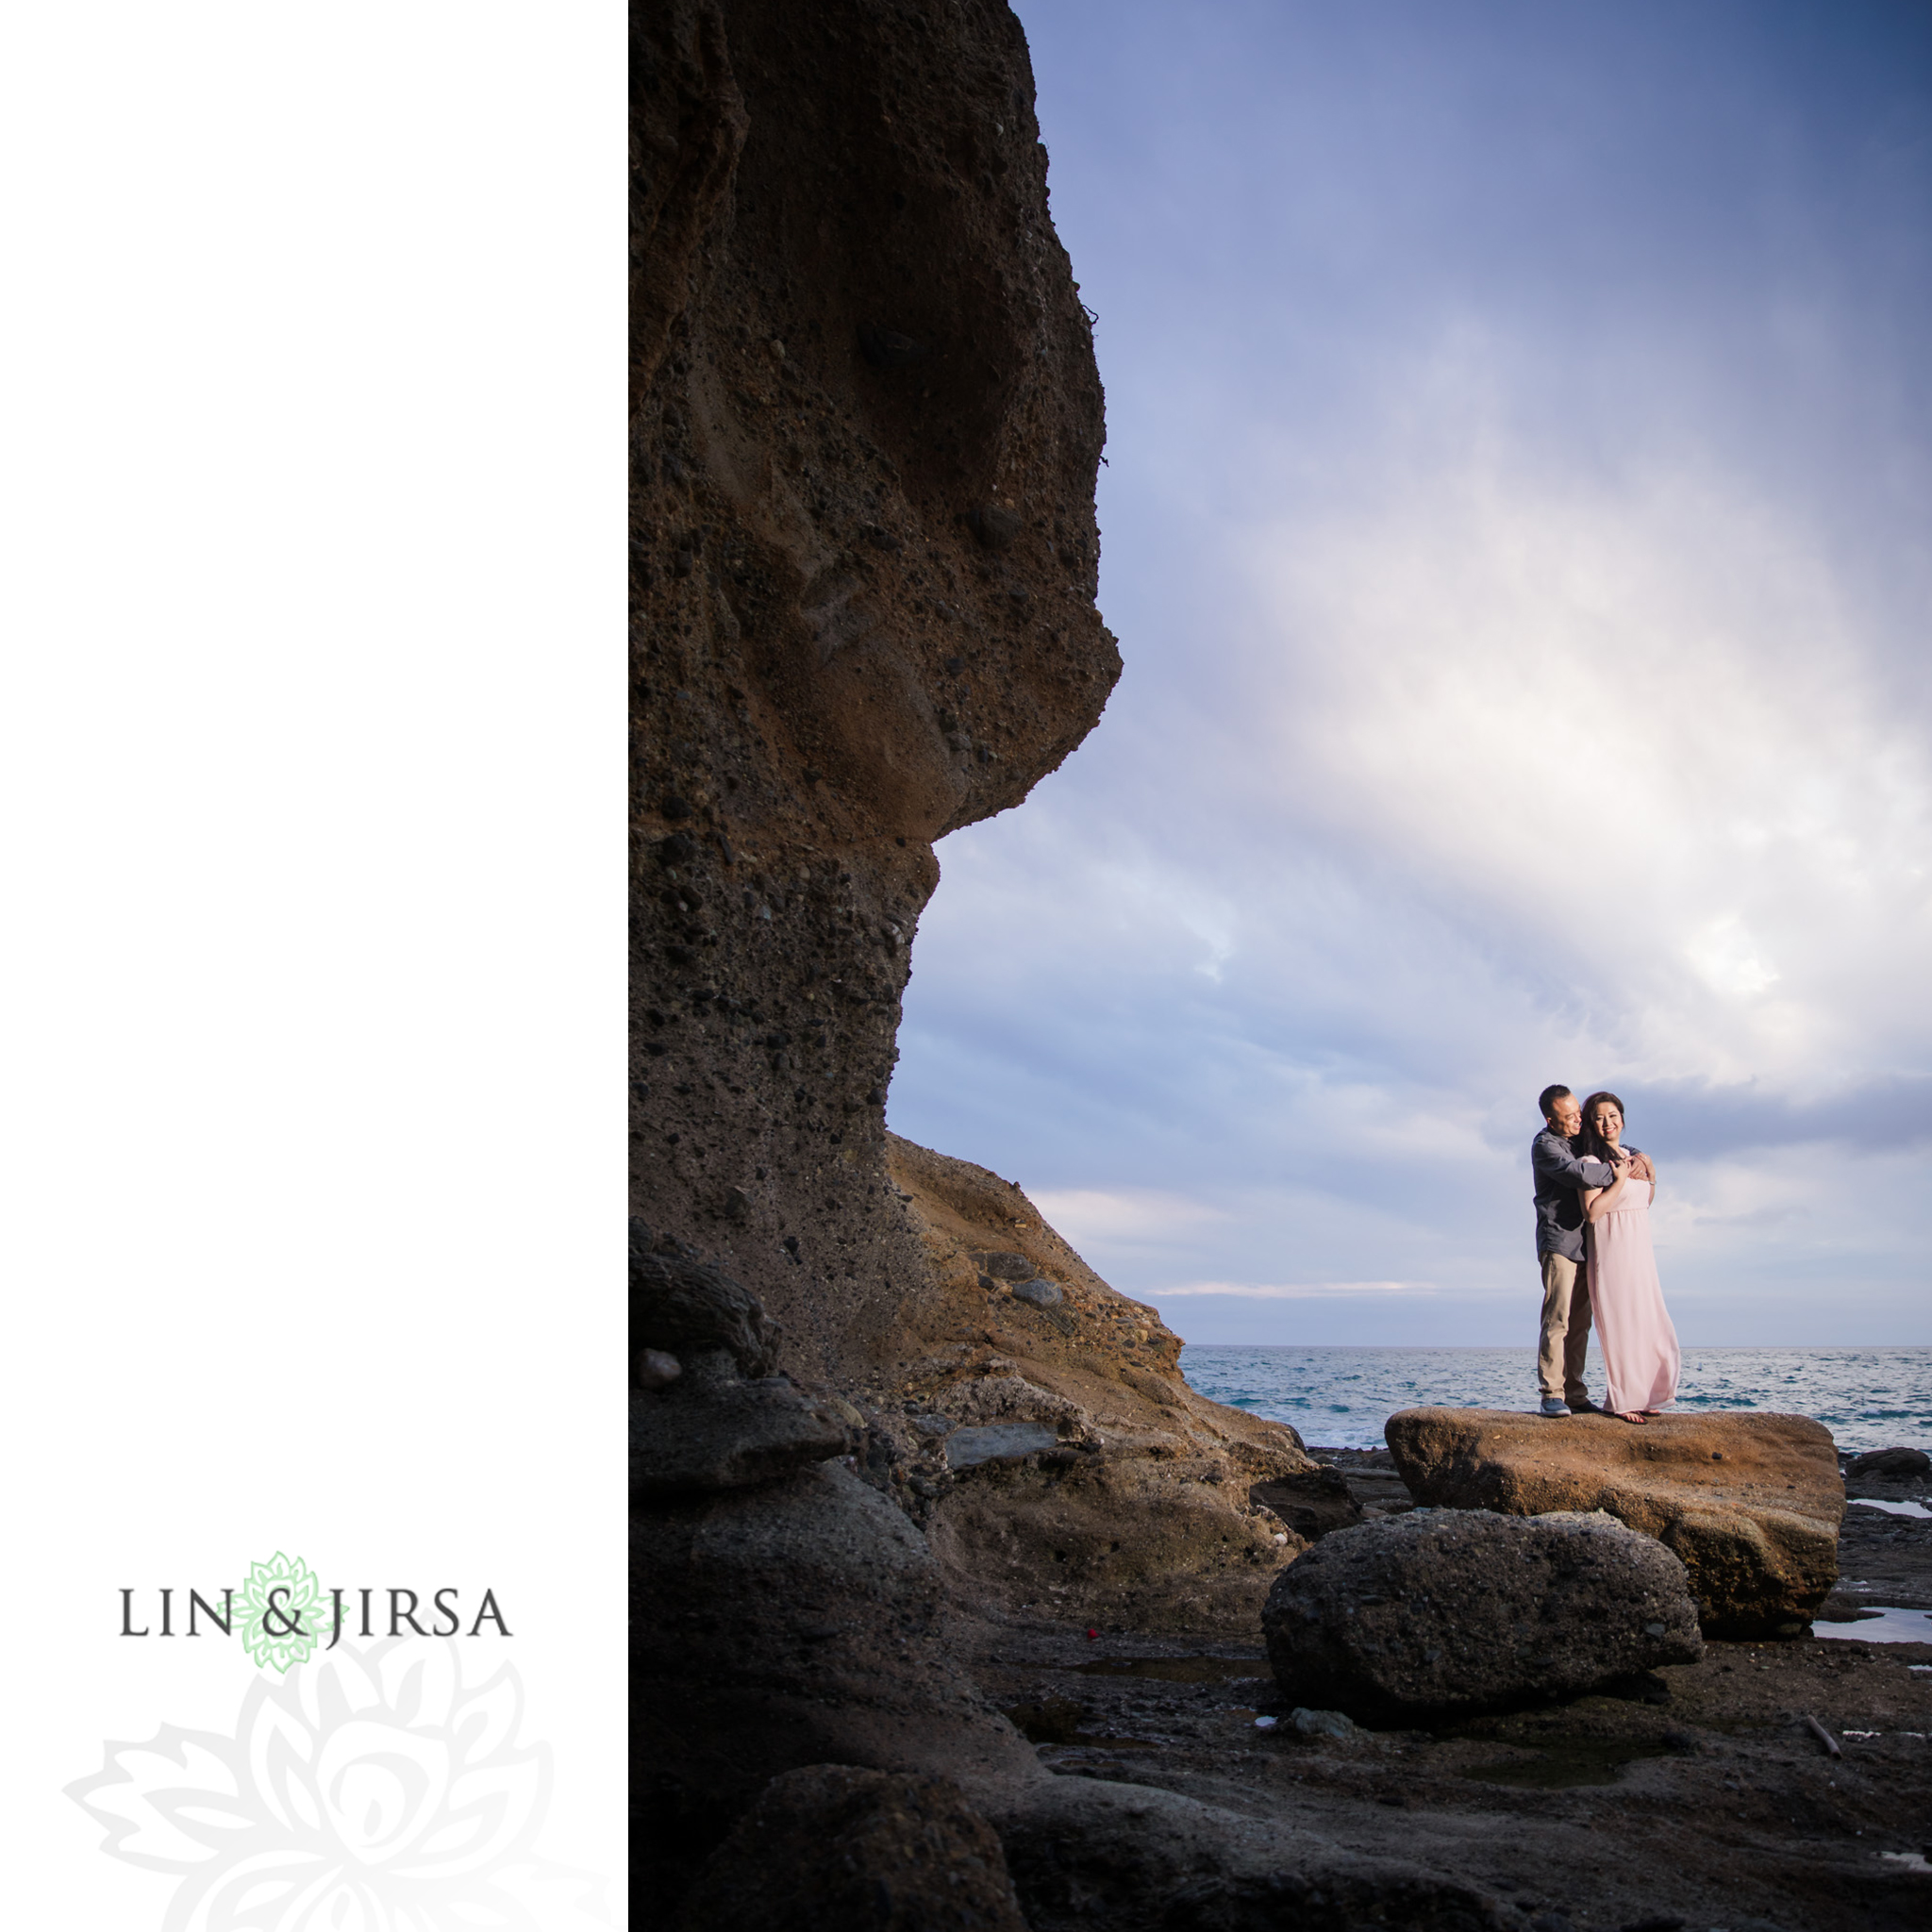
xmin=630 ymin=1359 xmax=854 ymax=1495
xmin=1384 ymin=1407 xmax=1843 ymax=1638
xmin=675 ymin=1765 xmax=1029 ymax=1932
xmin=1262 ymin=1508 xmax=1703 ymax=1723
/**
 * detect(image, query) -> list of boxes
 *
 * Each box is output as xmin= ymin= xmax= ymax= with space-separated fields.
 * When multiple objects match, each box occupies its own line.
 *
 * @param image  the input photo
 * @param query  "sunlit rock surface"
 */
xmin=1384 ymin=1407 xmax=1843 ymax=1637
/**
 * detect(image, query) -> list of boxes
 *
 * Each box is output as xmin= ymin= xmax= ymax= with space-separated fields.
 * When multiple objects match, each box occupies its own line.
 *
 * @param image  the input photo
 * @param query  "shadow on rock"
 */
xmin=675 ymin=1764 xmax=1029 ymax=1931
xmin=989 ymin=1776 xmax=1507 ymax=1932
xmin=632 ymin=1226 xmax=1038 ymax=1907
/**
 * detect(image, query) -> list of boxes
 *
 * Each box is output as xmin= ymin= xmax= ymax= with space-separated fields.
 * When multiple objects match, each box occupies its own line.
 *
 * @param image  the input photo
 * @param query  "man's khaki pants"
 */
xmin=1538 ymin=1251 xmax=1591 ymax=1405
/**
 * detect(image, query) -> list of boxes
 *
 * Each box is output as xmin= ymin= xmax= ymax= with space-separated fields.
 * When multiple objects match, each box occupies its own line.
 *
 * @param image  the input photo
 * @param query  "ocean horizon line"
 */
xmin=1178 ymin=1341 xmax=1932 ymax=1353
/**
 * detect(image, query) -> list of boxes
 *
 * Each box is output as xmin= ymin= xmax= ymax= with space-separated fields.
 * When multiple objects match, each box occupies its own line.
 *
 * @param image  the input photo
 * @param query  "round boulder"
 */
xmin=1262 ymin=1508 xmax=1703 ymax=1723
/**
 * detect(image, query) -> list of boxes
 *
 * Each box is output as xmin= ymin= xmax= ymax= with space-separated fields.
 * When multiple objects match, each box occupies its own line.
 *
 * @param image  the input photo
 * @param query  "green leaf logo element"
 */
xmin=234 ymin=1552 xmax=325 ymax=1673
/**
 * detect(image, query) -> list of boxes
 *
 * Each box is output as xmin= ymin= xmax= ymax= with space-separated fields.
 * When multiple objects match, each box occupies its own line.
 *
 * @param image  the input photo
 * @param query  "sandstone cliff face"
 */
xmin=634 ymin=0 xmax=1307 ymax=1624
xmin=883 ymin=1137 xmax=1310 ymax=1629
xmin=637 ymin=0 xmax=1114 ymax=1372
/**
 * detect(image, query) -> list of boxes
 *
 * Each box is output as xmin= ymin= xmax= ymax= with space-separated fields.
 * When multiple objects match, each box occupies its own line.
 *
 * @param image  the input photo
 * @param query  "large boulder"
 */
xmin=634 ymin=1460 xmax=1040 ymax=1904
xmin=1383 ymin=1408 xmax=1842 ymax=1638
xmin=675 ymin=1765 xmax=1029 ymax=1932
xmin=1261 ymin=1509 xmax=1704 ymax=1723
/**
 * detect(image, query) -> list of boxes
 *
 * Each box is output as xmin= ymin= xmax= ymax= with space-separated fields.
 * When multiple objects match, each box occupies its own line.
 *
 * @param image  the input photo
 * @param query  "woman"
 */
xmin=1578 ymin=1091 xmax=1679 ymax=1423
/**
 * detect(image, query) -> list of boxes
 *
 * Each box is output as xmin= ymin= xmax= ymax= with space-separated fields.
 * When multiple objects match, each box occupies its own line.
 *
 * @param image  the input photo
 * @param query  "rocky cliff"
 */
xmin=634 ymin=0 xmax=1309 ymax=1628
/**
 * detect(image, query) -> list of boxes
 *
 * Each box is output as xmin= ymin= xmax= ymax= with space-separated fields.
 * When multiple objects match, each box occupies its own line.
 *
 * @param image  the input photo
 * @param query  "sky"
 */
xmin=887 ymin=0 xmax=1932 ymax=1347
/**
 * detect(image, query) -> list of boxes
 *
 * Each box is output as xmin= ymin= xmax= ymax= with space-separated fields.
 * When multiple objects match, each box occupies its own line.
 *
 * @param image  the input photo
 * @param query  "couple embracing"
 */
xmin=1531 ymin=1084 xmax=1679 ymax=1424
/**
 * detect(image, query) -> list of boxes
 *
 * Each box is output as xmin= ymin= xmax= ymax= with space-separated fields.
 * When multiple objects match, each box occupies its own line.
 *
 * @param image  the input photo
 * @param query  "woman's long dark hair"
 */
xmin=1577 ymin=1091 xmax=1627 ymax=1162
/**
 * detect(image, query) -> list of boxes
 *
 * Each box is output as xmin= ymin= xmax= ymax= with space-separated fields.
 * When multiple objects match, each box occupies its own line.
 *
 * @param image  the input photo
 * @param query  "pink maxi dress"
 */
xmin=1586 ymin=1158 xmax=1680 ymax=1414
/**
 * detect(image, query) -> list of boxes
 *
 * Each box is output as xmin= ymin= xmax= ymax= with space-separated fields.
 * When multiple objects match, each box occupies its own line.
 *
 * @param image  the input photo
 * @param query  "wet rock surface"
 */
xmin=1261 ymin=1510 xmax=1704 ymax=1722
xmin=1838 ymin=1443 xmax=1932 ymax=1610
xmin=675 ymin=1764 xmax=1030 ymax=1932
xmin=1385 ymin=1408 xmax=1843 ymax=1636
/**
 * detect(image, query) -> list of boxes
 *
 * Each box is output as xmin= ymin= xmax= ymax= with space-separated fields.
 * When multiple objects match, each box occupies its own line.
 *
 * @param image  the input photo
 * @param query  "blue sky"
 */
xmin=888 ymin=0 xmax=1932 ymax=1346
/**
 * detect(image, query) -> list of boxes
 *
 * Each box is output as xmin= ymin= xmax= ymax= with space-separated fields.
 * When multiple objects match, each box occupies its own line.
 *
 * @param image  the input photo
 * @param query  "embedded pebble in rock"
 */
xmin=946 ymin=1422 xmax=1061 ymax=1470
xmin=1291 ymin=1707 xmax=1362 ymax=1740
xmin=637 ymin=1347 xmax=683 ymax=1391
xmin=971 ymin=504 xmax=1023 ymax=549
xmin=1010 ymin=1278 xmax=1063 ymax=1308
xmin=1262 ymin=1508 xmax=1704 ymax=1722
xmin=972 ymin=1250 xmax=1037 ymax=1281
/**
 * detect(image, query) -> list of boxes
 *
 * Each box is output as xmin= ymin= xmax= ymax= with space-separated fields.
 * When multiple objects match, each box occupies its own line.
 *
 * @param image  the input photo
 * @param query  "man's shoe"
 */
xmin=1539 ymin=1397 xmax=1570 ymax=1417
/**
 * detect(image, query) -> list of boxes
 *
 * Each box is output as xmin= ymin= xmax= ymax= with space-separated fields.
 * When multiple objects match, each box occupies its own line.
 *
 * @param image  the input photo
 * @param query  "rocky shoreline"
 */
xmin=635 ymin=1226 xmax=1932 ymax=1930
xmin=634 ymin=8 xmax=1931 ymax=1924
xmin=969 ymin=1446 xmax=1932 ymax=1932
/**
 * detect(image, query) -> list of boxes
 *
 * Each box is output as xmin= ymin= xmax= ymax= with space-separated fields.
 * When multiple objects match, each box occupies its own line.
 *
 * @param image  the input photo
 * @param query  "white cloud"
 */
xmin=1684 ymin=917 xmax=1780 ymax=1000
xmin=1028 ymin=1187 xmax=1224 ymax=1243
xmin=1237 ymin=430 xmax=1932 ymax=1093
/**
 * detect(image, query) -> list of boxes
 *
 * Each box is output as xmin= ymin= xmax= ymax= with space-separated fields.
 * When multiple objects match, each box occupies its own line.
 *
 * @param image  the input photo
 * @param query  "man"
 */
xmin=1531 ymin=1084 xmax=1655 ymax=1418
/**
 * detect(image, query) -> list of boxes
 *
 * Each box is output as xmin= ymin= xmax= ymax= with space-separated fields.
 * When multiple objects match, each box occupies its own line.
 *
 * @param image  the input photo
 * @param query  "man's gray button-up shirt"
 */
xmin=1532 ymin=1128 xmax=1618 ymax=1263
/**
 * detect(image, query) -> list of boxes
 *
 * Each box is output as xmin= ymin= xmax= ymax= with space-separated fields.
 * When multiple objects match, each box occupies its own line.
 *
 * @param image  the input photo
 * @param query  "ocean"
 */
xmin=1178 ymin=1344 xmax=1932 ymax=1455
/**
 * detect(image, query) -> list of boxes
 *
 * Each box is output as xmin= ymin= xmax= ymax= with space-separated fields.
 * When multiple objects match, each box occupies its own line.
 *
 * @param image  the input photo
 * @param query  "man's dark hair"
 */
xmin=1538 ymin=1084 xmax=1573 ymax=1122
